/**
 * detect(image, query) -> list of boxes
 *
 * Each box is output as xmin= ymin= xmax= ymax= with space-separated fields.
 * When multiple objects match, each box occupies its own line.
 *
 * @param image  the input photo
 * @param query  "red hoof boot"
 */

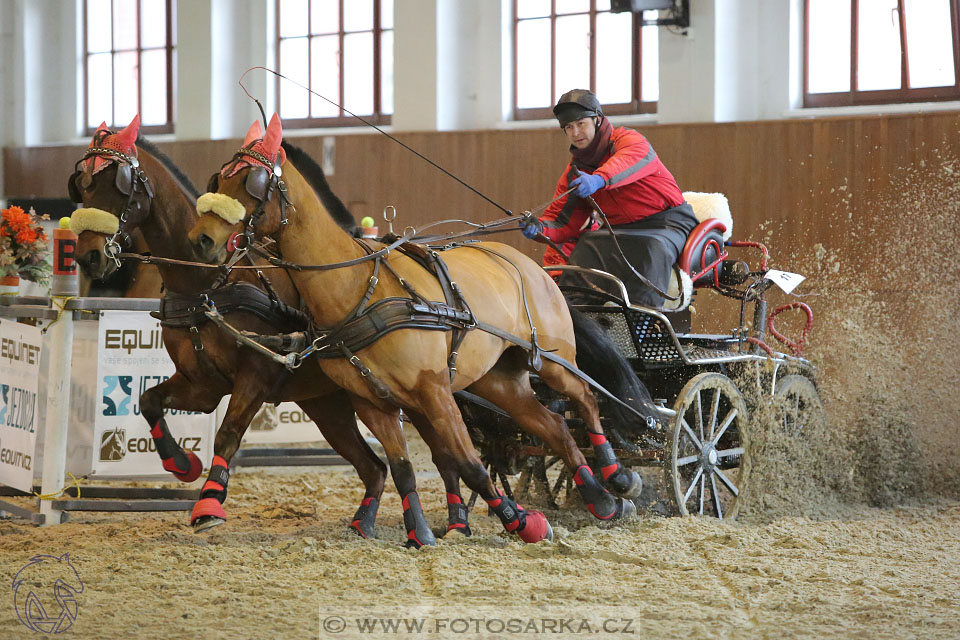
xmin=518 ymin=510 xmax=553 ymax=544
xmin=165 ymin=451 xmax=203 ymax=483
xmin=191 ymin=497 xmax=226 ymax=526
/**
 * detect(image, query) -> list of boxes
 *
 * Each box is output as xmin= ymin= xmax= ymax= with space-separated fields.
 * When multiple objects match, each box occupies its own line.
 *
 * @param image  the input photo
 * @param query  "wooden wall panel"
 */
xmin=3 ymin=110 xmax=958 ymax=277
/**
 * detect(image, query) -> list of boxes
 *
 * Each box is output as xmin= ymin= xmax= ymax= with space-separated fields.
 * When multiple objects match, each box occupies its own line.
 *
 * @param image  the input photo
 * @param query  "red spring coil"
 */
xmin=727 ymin=240 xmax=769 ymax=271
xmin=767 ymin=302 xmax=813 ymax=357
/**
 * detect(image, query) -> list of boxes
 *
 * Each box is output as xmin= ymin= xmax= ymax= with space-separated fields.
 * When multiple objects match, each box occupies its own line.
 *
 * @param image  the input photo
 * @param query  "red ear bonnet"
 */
xmin=83 ymin=114 xmax=141 ymax=174
xmin=224 ymin=114 xmax=287 ymax=177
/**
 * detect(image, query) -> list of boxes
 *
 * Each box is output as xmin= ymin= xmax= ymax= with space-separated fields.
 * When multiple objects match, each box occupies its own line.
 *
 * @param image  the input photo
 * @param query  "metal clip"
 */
xmin=190 ymin=326 xmax=204 ymax=351
xmin=383 ymin=205 xmax=396 ymax=235
xmin=349 ymin=355 xmax=371 ymax=377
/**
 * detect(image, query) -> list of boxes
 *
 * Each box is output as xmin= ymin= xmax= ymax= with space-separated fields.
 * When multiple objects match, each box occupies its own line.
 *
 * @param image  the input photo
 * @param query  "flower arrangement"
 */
xmin=0 ymin=205 xmax=51 ymax=286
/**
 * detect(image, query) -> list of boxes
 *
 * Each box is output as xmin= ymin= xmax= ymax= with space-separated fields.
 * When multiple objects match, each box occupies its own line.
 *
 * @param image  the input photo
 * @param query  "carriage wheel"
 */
xmin=774 ymin=375 xmax=825 ymax=437
xmin=516 ymin=456 xmax=573 ymax=510
xmin=667 ymin=372 xmax=750 ymax=519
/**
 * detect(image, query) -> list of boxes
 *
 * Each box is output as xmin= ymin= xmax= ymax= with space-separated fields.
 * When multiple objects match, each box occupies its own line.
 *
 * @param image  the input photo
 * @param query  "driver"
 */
xmin=522 ymin=89 xmax=698 ymax=307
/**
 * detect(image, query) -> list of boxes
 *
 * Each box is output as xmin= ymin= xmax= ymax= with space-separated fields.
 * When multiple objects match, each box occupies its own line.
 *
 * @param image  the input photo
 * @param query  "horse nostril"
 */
xmin=197 ymin=234 xmax=214 ymax=254
xmin=77 ymin=250 xmax=100 ymax=270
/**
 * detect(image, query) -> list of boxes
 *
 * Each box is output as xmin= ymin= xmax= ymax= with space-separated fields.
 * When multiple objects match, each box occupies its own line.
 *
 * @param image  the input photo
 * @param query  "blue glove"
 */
xmin=520 ymin=217 xmax=543 ymax=239
xmin=570 ymin=170 xmax=605 ymax=198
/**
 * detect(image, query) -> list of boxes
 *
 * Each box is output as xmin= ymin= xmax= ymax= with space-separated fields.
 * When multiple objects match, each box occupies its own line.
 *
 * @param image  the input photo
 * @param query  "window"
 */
xmin=805 ymin=0 xmax=960 ymax=107
xmin=277 ymin=0 xmax=393 ymax=127
xmin=513 ymin=0 xmax=659 ymax=120
xmin=83 ymin=0 xmax=176 ymax=134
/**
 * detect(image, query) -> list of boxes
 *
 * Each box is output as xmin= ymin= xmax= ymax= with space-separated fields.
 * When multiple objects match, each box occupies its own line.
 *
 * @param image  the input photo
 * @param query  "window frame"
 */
xmin=804 ymin=0 xmax=960 ymax=108
xmin=276 ymin=0 xmax=392 ymax=129
xmin=82 ymin=0 xmax=176 ymax=136
xmin=512 ymin=0 xmax=656 ymax=121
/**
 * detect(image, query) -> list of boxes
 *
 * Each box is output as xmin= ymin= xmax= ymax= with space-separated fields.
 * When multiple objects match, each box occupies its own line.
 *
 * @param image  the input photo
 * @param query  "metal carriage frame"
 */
xmin=462 ymin=243 xmax=822 ymax=522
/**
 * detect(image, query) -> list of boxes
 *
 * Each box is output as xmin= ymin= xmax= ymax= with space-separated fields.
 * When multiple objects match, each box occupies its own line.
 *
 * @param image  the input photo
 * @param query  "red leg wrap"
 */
xmin=163 ymin=450 xmax=203 ymax=483
xmin=191 ymin=497 xmax=226 ymax=524
xmin=517 ymin=510 xmax=552 ymax=543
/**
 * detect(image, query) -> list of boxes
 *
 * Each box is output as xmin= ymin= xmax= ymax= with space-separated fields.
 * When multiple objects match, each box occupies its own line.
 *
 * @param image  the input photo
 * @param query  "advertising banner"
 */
xmin=239 ymin=401 xmax=376 ymax=445
xmin=0 ymin=319 xmax=43 ymax=492
xmin=92 ymin=311 xmax=216 ymax=476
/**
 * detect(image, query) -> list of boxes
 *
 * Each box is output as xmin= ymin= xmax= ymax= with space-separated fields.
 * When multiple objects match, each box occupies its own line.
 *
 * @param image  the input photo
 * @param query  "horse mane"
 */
xmin=135 ymin=136 xmax=201 ymax=201
xmin=281 ymin=140 xmax=359 ymax=237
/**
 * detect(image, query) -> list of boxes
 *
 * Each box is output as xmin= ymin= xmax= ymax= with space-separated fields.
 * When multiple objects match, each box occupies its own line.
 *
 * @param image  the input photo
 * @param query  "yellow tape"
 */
xmin=34 ymin=472 xmax=90 ymax=500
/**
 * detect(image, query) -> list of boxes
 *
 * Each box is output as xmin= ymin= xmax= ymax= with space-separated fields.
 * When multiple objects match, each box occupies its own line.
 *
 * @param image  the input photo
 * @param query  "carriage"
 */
xmin=455 ymin=194 xmax=822 ymax=521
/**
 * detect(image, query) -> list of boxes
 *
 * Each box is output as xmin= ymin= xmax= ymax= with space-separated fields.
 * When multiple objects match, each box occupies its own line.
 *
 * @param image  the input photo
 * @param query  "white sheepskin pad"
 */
xmin=69 ymin=208 xmax=120 ymax=235
xmin=664 ymin=267 xmax=694 ymax=312
xmin=683 ymin=192 xmax=733 ymax=240
xmin=196 ymin=192 xmax=247 ymax=224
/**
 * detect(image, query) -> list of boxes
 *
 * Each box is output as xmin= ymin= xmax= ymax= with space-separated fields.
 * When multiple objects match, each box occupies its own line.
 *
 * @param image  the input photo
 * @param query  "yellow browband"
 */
xmin=196 ymin=192 xmax=247 ymax=224
xmin=69 ymin=208 xmax=120 ymax=235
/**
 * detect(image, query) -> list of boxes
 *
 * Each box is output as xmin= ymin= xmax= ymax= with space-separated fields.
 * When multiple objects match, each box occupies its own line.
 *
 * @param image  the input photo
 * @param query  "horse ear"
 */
xmin=114 ymin=114 xmax=141 ymax=152
xmin=261 ymin=113 xmax=283 ymax=161
xmin=205 ymin=172 xmax=220 ymax=193
xmin=242 ymin=120 xmax=263 ymax=147
xmin=89 ymin=122 xmax=109 ymax=146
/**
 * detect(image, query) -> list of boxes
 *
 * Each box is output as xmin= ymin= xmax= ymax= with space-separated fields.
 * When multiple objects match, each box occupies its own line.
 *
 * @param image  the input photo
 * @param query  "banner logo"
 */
xmin=102 ymin=375 xmax=132 ymax=416
xmin=99 ymin=428 xmax=126 ymax=462
xmin=11 ymin=553 xmax=84 ymax=634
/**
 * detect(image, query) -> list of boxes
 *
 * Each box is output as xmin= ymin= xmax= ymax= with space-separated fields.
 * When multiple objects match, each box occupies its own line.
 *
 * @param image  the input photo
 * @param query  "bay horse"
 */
xmin=75 ymin=228 xmax=162 ymax=297
xmin=189 ymin=114 xmax=644 ymax=543
xmin=67 ymin=116 xmax=447 ymax=542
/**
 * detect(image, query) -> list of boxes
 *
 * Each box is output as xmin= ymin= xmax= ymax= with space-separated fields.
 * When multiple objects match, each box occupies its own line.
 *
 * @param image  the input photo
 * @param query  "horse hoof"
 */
xmin=616 ymin=498 xmax=638 ymax=521
xmin=193 ymin=515 xmax=226 ymax=533
xmin=404 ymin=527 xmax=437 ymax=549
xmin=518 ymin=510 xmax=552 ymax=544
xmin=607 ymin=469 xmax=643 ymax=499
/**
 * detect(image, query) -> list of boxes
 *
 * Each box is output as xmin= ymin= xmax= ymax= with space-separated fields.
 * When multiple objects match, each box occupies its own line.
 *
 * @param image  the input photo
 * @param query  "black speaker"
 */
xmin=611 ymin=0 xmax=675 ymax=12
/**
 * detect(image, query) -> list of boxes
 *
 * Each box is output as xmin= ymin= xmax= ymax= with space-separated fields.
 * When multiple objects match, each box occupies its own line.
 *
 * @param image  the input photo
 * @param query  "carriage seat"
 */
xmin=663 ymin=192 xmax=734 ymax=311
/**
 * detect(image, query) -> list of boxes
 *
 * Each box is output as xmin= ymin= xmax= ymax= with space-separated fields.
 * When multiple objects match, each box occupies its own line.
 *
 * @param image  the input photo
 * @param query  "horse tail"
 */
xmin=280 ymin=141 xmax=358 ymax=236
xmin=568 ymin=302 xmax=659 ymax=434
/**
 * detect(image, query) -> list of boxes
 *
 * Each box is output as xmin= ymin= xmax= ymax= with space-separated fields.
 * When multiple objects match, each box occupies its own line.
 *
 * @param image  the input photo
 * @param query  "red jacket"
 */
xmin=540 ymin=127 xmax=684 ymax=244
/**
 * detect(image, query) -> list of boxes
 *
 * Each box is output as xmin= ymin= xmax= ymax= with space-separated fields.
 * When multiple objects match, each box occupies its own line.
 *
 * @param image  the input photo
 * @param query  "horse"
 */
xmin=189 ymin=114 xmax=646 ymax=543
xmin=67 ymin=115 xmax=439 ymax=541
xmin=76 ymin=228 xmax=162 ymax=297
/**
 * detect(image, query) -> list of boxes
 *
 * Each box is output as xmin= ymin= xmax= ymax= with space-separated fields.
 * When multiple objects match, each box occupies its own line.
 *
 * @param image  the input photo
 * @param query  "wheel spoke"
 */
xmin=676 ymin=454 xmax=699 ymax=466
xmin=710 ymin=473 xmax=723 ymax=518
xmin=680 ymin=418 xmax=704 ymax=450
xmin=715 ymin=447 xmax=745 ymax=459
xmin=709 ymin=388 xmax=721 ymax=439
xmin=683 ymin=466 xmax=704 ymax=503
xmin=711 ymin=408 xmax=739 ymax=445
xmin=695 ymin=391 xmax=704 ymax=442
xmin=698 ymin=474 xmax=705 ymax=515
xmin=714 ymin=467 xmax=739 ymax=497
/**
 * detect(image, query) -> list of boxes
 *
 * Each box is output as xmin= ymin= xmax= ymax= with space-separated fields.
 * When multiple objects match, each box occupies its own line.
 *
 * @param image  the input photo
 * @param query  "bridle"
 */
xmin=68 ymin=133 xmax=154 ymax=267
xmin=216 ymin=145 xmax=294 ymax=254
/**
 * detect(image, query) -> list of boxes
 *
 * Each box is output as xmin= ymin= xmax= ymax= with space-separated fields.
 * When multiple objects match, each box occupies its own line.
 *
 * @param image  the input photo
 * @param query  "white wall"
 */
xmin=4 ymin=0 xmax=953 ymax=196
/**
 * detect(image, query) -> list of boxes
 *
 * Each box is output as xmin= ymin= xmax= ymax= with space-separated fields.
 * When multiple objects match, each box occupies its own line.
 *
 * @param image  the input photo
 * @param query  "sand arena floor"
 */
xmin=1 ymin=426 xmax=959 ymax=640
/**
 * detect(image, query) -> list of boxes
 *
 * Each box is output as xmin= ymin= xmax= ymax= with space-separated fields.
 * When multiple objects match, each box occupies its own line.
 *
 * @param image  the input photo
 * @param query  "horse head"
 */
xmin=189 ymin=114 xmax=292 ymax=264
xmin=67 ymin=115 xmax=153 ymax=280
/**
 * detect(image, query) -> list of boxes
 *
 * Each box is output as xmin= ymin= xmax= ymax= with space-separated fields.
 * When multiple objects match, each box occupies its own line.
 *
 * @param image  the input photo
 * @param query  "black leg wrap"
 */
xmin=573 ymin=465 xmax=619 ymax=520
xmin=401 ymin=492 xmax=436 ymax=549
xmin=350 ymin=497 xmax=380 ymax=539
xmin=200 ymin=461 xmax=230 ymax=503
xmin=485 ymin=493 xmax=527 ymax=534
xmin=589 ymin=433 xmax=641 ymax=498
xmin=446 ymin=497 xmax=471 ymax=536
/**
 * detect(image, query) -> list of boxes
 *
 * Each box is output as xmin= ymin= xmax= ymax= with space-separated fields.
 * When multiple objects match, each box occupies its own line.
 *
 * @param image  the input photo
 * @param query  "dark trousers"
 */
xmin=560 ymin=203 xmax=699 ymax=307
